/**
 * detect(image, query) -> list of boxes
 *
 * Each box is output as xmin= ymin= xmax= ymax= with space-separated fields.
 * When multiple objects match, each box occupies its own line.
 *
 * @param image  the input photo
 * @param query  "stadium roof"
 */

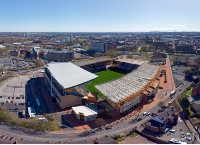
xmin=47 ymin=62 xmax=98 ymax=89
xmin=72 ymin=105 xmax=98 ymax=116
xmin=95 ymin=63 xmax=159 ymax=103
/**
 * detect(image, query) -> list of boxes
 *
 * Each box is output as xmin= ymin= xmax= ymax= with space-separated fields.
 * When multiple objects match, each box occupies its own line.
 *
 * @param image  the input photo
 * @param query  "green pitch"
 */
xmin=87 ymin=69 xmax=125 ymax=98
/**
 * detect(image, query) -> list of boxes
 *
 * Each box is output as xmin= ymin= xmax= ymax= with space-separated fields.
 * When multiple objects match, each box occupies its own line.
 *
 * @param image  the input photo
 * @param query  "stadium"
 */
xmin=44 ymin=56 xmax=160 ymax=120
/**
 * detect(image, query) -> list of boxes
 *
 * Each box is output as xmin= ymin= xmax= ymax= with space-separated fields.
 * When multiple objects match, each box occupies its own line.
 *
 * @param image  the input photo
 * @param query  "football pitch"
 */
xmin=87 ymin=69 xmax=125 ymax=98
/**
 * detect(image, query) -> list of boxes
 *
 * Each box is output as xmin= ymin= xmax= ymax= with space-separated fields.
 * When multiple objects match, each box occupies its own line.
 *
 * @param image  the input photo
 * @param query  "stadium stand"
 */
xmin=95 ymin=63 xmax=160 ymax=113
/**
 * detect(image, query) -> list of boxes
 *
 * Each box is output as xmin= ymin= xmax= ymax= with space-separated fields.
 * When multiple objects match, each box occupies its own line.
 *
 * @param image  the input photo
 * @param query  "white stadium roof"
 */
xmin=47 ymin=62 xmax=98 ymax=89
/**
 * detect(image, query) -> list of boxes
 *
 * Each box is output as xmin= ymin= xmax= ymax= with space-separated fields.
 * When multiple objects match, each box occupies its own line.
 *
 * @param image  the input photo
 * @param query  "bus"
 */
xmin=170 ymin=90 xmax=176 ymax=97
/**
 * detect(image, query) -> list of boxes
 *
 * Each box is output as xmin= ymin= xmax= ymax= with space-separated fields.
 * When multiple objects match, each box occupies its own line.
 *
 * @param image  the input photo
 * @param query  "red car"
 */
xmin=105 ymin=125 xmax=112 ymax=130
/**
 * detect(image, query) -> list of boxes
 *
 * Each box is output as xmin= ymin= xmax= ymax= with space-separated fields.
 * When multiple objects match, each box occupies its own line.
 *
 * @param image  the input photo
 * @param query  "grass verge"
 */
xmin=0 ymin=109 xmax=60 ymax=131
xmin=130 ymin=132 xmax=139 ymax=137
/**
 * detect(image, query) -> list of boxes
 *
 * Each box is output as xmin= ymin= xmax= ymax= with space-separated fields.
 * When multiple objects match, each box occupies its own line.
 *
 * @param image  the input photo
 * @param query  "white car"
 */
xmin=169 ymin=129 xmax=176 ymax=133
xmin=169 ymin=138 xmax=177 ymax=143
xmin=143 ymin=112 xmax=150 ymax=116
xmin=181 ymin=132 xmax=185 ymax=135
xmin=186 ymin=137 xmax=192 ymax=141
xmin=176 ymin=141 xmax=187 ymax=144
xmin=186 ymin=133 xmax=191 ymax=136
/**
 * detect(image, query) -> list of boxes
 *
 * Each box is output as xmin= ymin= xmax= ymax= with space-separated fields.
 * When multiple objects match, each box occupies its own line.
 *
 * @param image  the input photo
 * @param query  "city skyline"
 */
xmin=0 ymin=0 xmax=200 ymax=32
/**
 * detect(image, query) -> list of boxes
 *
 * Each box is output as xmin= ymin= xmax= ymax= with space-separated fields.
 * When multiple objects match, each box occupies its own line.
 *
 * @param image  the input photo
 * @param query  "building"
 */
xmin=46 ymin=50 xmax=74 ymax=62
xmin=191 ymin=101 xmax=200 ymax=117
xmin=195 ymin=123 xmax=200 ymax=135
xmin=70 ymin=33 xmax=73 ymax=42
xmin=44 ymin=62 xmax=98 ymax=109
xmin=91 ymin=42 xmax=107 ymax=53
xmin=145 ymin=107 xmax=178 ymax=132
xmin=10 ymin=50 xmax=19 ymax=57
xmin=60 ymin=37 xmax=71 ymax=43
xmin=0 ymin=45 xmax=5 ymax=49
xmin=107 ymin=43 xmax=117 ymax=51
xmin=192 ymin=83 xmax=200 ymax=97
xmin=145 ymin=117 xmax=166 ymax=132
xmin=196 ymin=48 xmax=200 ymax=55
xmin=19 ymin=49 xmax=27 ymax=55
xmin=174 ymin=43 xmax=193 ymax=53
xmin=72 ymin=104 xmax=98 ymax=121
xmin=152 ymin=51 xmax=167 ymax=58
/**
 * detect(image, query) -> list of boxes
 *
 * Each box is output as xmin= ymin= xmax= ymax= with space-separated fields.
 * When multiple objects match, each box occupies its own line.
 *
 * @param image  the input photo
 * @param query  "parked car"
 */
xmin=143 ymin=112 xmax=150 ymax=116
xmin=169 ymin=129 xmax=176 ymax=133
xmin=186 ymin=137 xmax=192 ymax=141
xmin=147 ymin=99 xmax=154 ymax=103
xmin=175 ymin=141 xmax=187 ymax=144
xmin=105 ymin=125 xmax=112 ymax=130
xmin=169 ymin=138 xmax=177 ymax=143
xmin=137 ymin=118 xmax=142 ymax=121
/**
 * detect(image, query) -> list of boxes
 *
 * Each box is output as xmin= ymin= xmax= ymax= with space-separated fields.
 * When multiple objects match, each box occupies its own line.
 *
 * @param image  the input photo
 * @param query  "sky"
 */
xmin=0 ymin=0 xmax=200 ymax=32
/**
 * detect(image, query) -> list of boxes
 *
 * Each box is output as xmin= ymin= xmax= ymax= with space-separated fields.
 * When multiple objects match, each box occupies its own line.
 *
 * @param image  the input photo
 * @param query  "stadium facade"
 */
xmin=44 ymin=62 xmax=98 ymax=109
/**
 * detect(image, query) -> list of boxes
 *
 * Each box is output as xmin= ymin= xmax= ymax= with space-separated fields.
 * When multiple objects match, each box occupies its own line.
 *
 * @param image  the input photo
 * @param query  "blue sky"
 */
xmin=0 ymin=0 xmax=200 ymax=32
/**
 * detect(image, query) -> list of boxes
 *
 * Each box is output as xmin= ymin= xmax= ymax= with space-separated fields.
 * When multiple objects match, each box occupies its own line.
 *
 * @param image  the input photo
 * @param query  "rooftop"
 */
xmin=47 ymin=62 xmax=98 ymax=89
xmin=73 ymin=57 xmax=112 ymax=67
xmin=72 ymin=105 xmax=98 ymax=116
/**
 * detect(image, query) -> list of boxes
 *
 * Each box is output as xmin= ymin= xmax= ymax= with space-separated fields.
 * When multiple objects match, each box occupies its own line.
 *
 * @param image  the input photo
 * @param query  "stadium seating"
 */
xmin=95 ymin=63 xmax=159 ymax=103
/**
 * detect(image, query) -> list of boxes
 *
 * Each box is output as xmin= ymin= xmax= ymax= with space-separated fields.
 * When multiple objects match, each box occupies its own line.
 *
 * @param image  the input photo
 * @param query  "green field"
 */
xmin=87 ymin=69 xmax=125 ymax=98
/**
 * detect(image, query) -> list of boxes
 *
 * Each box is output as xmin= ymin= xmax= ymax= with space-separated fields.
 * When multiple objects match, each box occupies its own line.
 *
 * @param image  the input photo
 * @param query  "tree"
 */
xmin=180 ymin=97 xmax=190 ymax=109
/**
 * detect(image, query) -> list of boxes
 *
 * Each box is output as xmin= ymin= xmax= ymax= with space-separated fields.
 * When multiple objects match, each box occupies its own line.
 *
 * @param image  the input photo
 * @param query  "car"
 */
xmin=147 ymin=99 xmax=154 ymax=103
xmin=186 ymin=137 xmax=192 ymax=141
xmin=136 ymin=118 xmax=142 ymax=121
xmin=169 ymin=138 xmax=177 ymax=143
xmin=105 ymin=125 xmax=112 ymax=130
xmin=169 ymin=129 xmax=176 ymax=133
xmin=175 ymin=141 xmax=187 ymax=144
xmin=143 ymin=112 xmax=150 ymax=116
xmin=181 ymin=132 xmax=185 ymax=135
xmin=186 ymin=133 xmax=191 ymax=136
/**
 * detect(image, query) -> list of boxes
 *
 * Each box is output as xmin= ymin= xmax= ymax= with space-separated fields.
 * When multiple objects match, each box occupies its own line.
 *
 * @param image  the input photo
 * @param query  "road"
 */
xmin=0 ymin=81 xmax=191 ymax=143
